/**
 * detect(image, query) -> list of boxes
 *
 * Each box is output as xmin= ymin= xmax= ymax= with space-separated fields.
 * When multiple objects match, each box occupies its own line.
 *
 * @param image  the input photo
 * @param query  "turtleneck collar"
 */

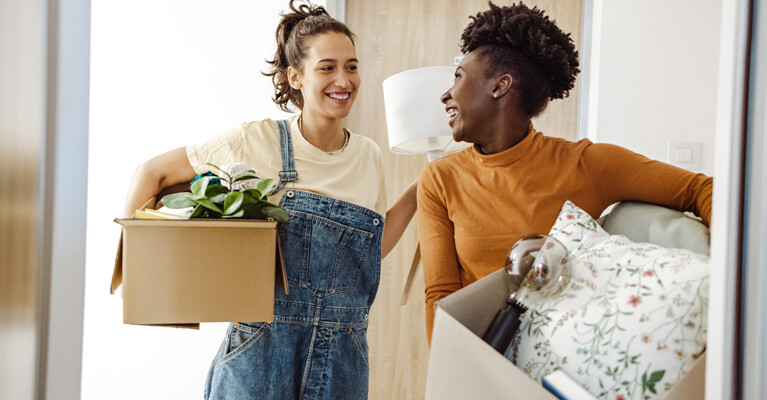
xmin=470 ymin=123 xmax=539 ymax=167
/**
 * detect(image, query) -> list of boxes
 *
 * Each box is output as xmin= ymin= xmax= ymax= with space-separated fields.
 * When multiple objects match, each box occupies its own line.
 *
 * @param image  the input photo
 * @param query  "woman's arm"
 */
xmin=583 ymin=143 xmax=713 ymax=225
xmin=381 ymin=180 xmax=418 ymax=259
xmin=417 ymin=172 xmax=463 ymax=345
xmin=122 ymin=147 xmax=198 ymax=218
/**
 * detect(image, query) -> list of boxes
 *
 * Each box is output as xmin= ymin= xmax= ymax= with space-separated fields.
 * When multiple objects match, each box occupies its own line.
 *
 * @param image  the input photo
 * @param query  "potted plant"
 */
xmin=160 ymin=163 xmax=288 ymax=222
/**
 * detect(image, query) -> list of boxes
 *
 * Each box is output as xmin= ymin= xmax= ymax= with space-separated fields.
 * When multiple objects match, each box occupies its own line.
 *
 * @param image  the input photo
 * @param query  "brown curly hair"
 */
xmin=263 ymin=0 xmax=356 ymax=112
xmin=460 ymin=2 xmax=580 ymax=117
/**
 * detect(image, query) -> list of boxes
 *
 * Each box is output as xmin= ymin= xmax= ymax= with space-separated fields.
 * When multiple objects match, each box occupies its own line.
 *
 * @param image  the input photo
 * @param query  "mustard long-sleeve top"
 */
xmin=417 ymin=125 xmax=712 ymax=343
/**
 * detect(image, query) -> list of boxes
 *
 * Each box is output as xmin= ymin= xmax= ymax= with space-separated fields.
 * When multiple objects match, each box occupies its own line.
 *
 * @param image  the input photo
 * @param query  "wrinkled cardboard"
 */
xmin=426 ymin=269 xmax=705 ymax=399
xmin=112 ymin=198 xmax=287 ymax=328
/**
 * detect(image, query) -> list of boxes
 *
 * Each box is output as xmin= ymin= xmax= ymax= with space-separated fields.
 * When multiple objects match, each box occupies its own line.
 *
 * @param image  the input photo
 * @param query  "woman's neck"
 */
xmin=478 ymin=116 xmax=531 ymax=155
xmin=298 ymin=111 xmax=347 ymax=152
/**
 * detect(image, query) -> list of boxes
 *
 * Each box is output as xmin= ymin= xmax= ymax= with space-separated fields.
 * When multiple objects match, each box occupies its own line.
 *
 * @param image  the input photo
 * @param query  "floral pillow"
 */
xmin=506 ymin=200 xmax=709 ymax=400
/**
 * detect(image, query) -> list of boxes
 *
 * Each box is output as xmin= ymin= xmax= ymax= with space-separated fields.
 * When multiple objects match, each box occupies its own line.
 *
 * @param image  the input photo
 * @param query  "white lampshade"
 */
xmin=382 ymin=66 xmax=470 ymax=161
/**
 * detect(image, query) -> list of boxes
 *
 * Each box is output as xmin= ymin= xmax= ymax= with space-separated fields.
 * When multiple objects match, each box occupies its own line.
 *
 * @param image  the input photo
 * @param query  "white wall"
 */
xmin=584 ymin=0 xmax=721 ymax=175
xmin=583 ymin=1 xmax=742 ymax=397
xmin=83 ymin=2 xmax=325 ymax=399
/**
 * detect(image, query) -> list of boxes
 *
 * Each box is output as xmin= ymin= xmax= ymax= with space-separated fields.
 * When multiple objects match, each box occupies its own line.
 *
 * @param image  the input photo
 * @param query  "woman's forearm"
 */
xmin=381 ymin=180 xmax=418 ymax=258
xmin=122 ymin=164 xmax=164 ymax=218
xmin=122 ymin=147 xmax=197 ymax=218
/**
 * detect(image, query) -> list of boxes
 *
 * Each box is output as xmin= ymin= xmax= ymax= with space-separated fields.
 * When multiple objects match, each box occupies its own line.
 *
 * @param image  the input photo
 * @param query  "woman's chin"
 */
xmin=451 ymin=130 xmax=468 ymax=144
xmin=333 ymin=106 xmax=354 ymax=119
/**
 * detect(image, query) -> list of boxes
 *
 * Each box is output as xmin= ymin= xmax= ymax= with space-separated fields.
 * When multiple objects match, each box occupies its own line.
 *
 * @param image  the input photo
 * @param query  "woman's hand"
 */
xmin=122 ymin=147 xmax=197 ymax=218
xmin=381 ymin=180 xmax=418 ymax=258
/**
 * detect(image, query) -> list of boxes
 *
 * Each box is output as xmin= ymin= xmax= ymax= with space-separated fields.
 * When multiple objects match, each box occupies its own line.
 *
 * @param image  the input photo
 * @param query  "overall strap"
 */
xmin=270 ymin=119 xmax=299 ymax=195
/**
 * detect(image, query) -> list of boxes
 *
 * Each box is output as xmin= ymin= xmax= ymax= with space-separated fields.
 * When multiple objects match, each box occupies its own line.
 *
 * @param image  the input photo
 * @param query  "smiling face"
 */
xmin=288 ymin=32 xmax=359 ymax=121
xmin=441 ymin=51 xmax=496 ymax=144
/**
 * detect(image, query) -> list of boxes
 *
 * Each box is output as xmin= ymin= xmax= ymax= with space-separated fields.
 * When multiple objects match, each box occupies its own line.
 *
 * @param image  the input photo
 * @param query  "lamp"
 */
xmin=383 ymin=66 xmax=470 ymax=162
xmin=481 ymin=234 xmax=571 ymax=353
xmin=382 ymin=66 xmax=471 ymax=305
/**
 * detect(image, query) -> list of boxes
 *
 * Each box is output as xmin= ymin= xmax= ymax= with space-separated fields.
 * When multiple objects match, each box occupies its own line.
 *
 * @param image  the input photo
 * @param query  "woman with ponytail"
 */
xmin=122 ymin=1 xmax=416 ymax=398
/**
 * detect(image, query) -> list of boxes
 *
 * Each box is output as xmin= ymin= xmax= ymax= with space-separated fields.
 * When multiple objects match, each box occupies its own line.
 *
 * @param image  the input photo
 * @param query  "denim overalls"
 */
xmin=204 ymin=119 xmax=384 ymax=400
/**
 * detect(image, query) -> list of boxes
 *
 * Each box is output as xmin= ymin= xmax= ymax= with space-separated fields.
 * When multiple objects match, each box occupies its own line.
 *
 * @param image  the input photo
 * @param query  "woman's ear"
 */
xmin=491 ymin=74 xmax=512 ymax=99
xmin=288 ymin=66 xmax=302 ymax=90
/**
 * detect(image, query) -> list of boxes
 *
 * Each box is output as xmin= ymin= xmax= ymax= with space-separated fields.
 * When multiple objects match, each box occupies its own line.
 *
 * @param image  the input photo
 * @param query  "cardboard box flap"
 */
xmin=112 ymin=218 xmax=286 ymax=294
xmin=438 ymin=268 xmax=508 ymax=336
xmin=115 ymin=218 xmax=280 ymax=228
xmin=276 ymin=235 xmax=288 ymax=295
xmin=427 ymin=304 xmax=556 ymax=399
xmin=427 ymin=268 xmax=554 ymax=399
xmin=141 ymin=323 xmax=200 ymax=330
xmin=111 ymin=234 xmax=123 ymax=294
xmin=112 ymin=197 xmax=156 ymax=294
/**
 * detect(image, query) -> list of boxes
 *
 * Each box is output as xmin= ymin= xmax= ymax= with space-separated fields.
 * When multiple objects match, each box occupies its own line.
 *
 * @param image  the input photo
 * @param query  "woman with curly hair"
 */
xmin=123 ymin=1 xmax=416 ymax=398
xmin=417 ymin=2 xmax=712 ymax=342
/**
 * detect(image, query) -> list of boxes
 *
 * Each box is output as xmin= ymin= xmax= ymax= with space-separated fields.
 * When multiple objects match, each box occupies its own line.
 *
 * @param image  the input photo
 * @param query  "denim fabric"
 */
xmin=269 ymin=119 xmax=298 ymax=196
xmin=204 ymin=119 xmax=384 ymax=400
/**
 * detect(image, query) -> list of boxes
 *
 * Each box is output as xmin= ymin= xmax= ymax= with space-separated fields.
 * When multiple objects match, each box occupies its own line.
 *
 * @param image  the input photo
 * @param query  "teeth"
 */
xmin=329 ymin=93 xmax=350 ymax=100
xmin=447 ymin=109 xmax=458 ymax=117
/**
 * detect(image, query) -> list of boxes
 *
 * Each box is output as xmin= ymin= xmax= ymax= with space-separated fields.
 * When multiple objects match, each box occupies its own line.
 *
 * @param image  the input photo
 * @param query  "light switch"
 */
xmin=668 ymin=142 xmax=702 ymax=171
xmin=676 ymin=148 xmax=693 ymax=162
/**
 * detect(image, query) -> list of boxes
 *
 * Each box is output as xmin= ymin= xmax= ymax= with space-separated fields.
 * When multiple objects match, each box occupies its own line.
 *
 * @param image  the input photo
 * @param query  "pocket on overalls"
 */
xmin=219 ymin=322 xmax=267 ymax=365
xmin=280 ymin=210 xmax=375 ymax=292
xmin=329 ymin=222 xmax=374 ymax=292
xmin=348 ymin=328 xmax=369 ymax=367
xmin=308 ymin=217 xmax=373 ymax=292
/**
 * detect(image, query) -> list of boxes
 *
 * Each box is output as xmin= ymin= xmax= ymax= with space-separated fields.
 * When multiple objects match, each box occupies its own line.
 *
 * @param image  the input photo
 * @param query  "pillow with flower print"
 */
xmin=505 ymin=200 xmax=709 ymax=400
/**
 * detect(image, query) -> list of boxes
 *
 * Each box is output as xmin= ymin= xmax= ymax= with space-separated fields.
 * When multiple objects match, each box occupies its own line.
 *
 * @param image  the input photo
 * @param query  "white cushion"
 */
xmin=601 ymin=201 xmax=710 ymax=256
xmin=506 ymin=200 xmax=709 ymax=399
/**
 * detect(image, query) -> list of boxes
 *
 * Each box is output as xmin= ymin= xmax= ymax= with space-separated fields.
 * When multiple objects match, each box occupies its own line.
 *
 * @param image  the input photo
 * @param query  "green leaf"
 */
xmin=232 ymin=174 xmax=261 ymax=183
xmin=161 ymin=192 xmax=198 ymax=209
xmin=204 ymin=162 xmax=228 ymax=180
xmin=223 ymin=191 xmax=245 ymax=215
xmin=261 ymin=204 xmax=289 ymax=222
xmin=641 ymin=369 xmax=665 ymax=395
xmin=205 ymin=184 xmax=229 ymax=196
xmin=242 ymin=189 xmax=262 ymax=203
xmin=209 ymin=193 xmax=227 ymax=204
xmin=191 ymin=204 xmax=205 ymax=218
xmin=255 ymin=179 xmax=277 ymax=198
xmin=240 ymin=207 xmax=265 ymax=220
xmin=196 ymin=197 xmax=222 ymax=214
xmin=204 ymin=162 xmax=222 ymax=172
xmin=649 ymin=370 xmax=665 ymax=382
xmin=191 ymin=176 xmax=211 ymax=196
xmin=221 ymin=209 xmax=245 ymax=218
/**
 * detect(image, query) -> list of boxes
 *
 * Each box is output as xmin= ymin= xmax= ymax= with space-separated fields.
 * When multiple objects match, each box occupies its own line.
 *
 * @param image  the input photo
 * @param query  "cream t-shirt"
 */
xmin=186 ymin=115 xmax=387 ymax=216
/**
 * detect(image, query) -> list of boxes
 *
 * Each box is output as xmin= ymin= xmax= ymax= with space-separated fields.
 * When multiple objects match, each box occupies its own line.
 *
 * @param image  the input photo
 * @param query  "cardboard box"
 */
xmin=426 ymin=269 xmax=705 ymax=399
xmin=112 ymin=200 xmax=287 ymax=328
